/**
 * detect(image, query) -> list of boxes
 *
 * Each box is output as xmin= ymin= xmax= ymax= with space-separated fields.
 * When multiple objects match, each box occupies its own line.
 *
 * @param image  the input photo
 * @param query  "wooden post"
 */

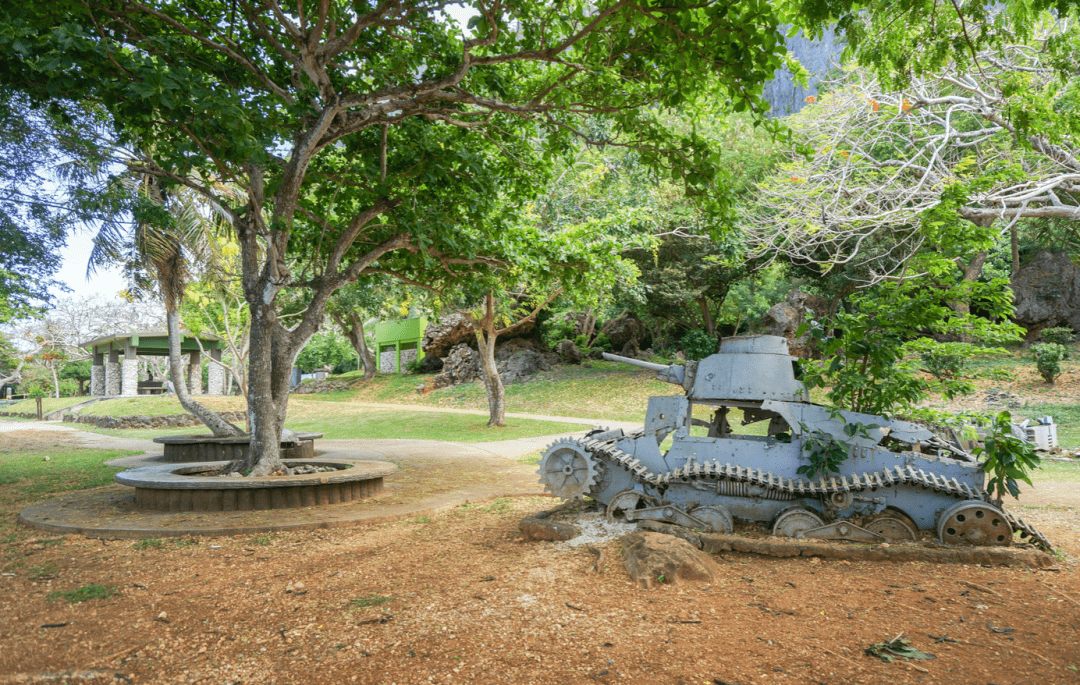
xmin=36 ymin=397 xmax=43 ymax=421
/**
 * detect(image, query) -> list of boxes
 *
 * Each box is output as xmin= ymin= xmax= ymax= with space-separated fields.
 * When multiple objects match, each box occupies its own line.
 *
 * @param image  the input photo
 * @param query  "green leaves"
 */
xmin=976 ymin=411 xmax=1041 ymax=502
xmin=797 ymin=422 xmax=850 ymax=479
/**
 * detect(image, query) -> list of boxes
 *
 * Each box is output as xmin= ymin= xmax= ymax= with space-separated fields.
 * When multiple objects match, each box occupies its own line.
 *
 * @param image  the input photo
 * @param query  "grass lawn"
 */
xmin=81 ymin=395 xmax=246 ymax=417
xmin=1033 ymin=460 xmax=1080 ymax=483
xmin=313 ymin=360 xmax=675 ymax=423
xmin=2 ymin=396 xmax=90 ymax=413
xmin=74 ymin=405 xmax=587 ymax=443
xmin=0 ymin=439 xmax=140 ymax=541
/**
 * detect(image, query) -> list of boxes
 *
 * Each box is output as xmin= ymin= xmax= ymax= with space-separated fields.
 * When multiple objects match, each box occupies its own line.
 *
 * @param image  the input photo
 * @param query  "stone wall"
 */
xmin=61 ymin=410 xmax=248 ymax=430
xmin=379 ymin=349 xmax=396 ymax=373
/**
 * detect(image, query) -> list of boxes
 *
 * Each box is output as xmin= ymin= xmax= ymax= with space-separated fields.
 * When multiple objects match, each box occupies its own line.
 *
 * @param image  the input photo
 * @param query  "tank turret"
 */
xmin=604 ymin=335 xmax=809 ymax=402
xmin=538 ymin=334 xmax=1052 ymax=551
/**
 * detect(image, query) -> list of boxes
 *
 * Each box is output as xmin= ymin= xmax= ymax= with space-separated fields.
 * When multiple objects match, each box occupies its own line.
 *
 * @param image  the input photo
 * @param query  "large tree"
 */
xmin=0 ymin=0 xmax=800 ymax=475
xmin=5 ymin=0 xmax=1060 ymax=474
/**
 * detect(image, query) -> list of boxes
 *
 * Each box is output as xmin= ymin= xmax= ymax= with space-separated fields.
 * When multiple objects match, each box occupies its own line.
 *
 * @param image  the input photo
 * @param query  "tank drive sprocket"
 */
xmin=536 ymin=439 xmax=599 ymax=499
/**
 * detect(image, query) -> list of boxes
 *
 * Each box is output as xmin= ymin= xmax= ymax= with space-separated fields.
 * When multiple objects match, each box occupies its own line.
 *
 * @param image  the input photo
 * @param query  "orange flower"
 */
xmin=869 ymin=99 xmax=880 ymax=111
xmin=839 ymin=151 xmax=850 ymax=158
xmin=902 ymin=99 xmax=913 ymax=112
xmin=805 ymin=95 xmax=817 ymax=104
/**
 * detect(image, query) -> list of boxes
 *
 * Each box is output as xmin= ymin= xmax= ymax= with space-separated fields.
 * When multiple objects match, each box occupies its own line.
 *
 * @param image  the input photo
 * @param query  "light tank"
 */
xmin=537 ymin=335 xmax=1051 ymax=549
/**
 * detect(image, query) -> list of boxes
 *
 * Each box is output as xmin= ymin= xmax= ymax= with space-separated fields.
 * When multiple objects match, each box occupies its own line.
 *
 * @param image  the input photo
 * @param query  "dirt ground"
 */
xmin=1 ymin=489 xmax=1078 ymax=685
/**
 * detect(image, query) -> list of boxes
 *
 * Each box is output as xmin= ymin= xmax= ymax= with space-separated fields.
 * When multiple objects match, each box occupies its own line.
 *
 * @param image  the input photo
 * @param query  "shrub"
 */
xmin=920 ymin=349 xmax=967 ymax=380
xmin=1041 ymin=327 xmax=1074 ymax=356
xmin=541 ymin=317 xmax=577 ymax=349
xmin=403 ymin=358 xmax=424 ymax=374
xmin=680 ymin=330 xmax=717 ymax=361
xmin=1030 ymin=343 xmax=1067 ymax=383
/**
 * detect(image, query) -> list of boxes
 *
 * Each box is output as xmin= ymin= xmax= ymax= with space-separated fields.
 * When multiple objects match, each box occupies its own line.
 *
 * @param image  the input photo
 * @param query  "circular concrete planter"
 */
xmin=115 ymin=459 xmax=396 ymax=512
xmin=152 ymin=433 xmax=323 ymax=463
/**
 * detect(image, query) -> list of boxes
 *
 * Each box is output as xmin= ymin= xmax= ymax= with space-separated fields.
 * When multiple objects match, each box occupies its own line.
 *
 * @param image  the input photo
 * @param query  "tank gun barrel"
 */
xmin=603 ymin=352 xmax=688 ymax=388
xmin=602 ymin=353 xmax=668 ymax=372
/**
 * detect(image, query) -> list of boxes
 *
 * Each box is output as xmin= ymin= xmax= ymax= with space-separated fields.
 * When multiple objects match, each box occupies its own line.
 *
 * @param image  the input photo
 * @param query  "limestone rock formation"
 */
xmin=1011 ymin=250 xmax=1080 ymax=339
xmin=761 ymin=288 xmax=829 ymax=357
xmin=422 ymin=313 xmax=474 ymax=359
xmin=600 ymin=310 xmax=647 ymax=350
xmin=498 ymin=349 xmax=555 ymax=385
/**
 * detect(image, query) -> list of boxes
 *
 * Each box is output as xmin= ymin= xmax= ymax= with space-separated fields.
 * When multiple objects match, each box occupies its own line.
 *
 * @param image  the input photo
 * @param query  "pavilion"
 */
xmin=81 ymin=330 xmax=228 ymax=397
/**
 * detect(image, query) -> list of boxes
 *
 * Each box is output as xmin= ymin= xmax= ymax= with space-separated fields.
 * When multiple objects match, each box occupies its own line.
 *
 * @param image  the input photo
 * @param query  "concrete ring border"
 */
xmin=151 ymin=432 xmax=324 ymax=445
xmin=115 ymin=459 xmax=396 ymax=489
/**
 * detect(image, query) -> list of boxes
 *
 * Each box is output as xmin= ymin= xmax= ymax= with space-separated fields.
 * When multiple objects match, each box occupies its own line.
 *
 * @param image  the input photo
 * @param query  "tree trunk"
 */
xmin=1011 ymin=222 xmax=1021 ymax=278
xmin=474 ymin=293 xmax=506 ymax=427
xmin=167 ymin=308 xmax=244 ymax=437
xmin=243 ymin=301 xmax=297 ymax=476
xmin=949 ymin=250 xmax=990 ymax=317
xmin=477 ymin=327 xmax=506 ymax=427
xmin=698 ymin=297 xmax=716 ymax=336
xmin=333 ymin=311 xmax=376 ymax=381
xmin=50 ymin=365 xmax=60 ymax=398
xmin=581 ymin=307 xmax=596 ymax=342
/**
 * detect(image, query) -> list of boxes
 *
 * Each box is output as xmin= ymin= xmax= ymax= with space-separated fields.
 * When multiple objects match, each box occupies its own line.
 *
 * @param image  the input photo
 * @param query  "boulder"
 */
xmin=620 ymin=531 xmax=721 ymax=589
xmin=600 ymin=311 xmax=647 ymax=350
xmin=761 ymin=288 xmax=830 ymax=357
xmin=620 ymin=338 xmax=641 ymax=358
xmin=520 ymin=516 xmax=580 ymax=542
xmin=1011 ymin=250 xmax=1080 ymax=339
xmin=497 ymin=349 xmax=555 ymax=385
xmin=555 ymin=339 xmax=583 ymax=364
xmin=495 ymin=337 xmax=545 ymax=361
xmin=422 ymin=313 xmax=475 ymax=358
xmin=441 ymin=343 xmax=481 ymax=384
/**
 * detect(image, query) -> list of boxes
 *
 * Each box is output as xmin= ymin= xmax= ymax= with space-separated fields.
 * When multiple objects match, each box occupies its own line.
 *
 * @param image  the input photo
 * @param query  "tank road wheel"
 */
xmin=937 ymin=500 xmax=1013 ymax=546
xmin=606 ymin=490 xmax=655 ymax=523
xmin=772 ymin=508 xmax=825 ymax=539
xmin=536 ymin=440 xmax=598 ymax=500
xmin=865 ymin=509 xmax=919 ymax=542
xmin=690 ymin=505 xmax=734 ymax=535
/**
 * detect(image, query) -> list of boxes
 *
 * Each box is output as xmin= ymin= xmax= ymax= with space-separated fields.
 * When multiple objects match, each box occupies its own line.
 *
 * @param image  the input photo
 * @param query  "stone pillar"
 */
xmin=188 ymin=351 xmax=203 ymax=395
xmin=105 ymin=349 xmax=121 ymax=395
xmin=121 ymin=343 xmax=139 ymax=396
xmin=208 ymin=348 xmax=225 ymax=396
xmin=90 ymin=353 xmax=106 ymax=396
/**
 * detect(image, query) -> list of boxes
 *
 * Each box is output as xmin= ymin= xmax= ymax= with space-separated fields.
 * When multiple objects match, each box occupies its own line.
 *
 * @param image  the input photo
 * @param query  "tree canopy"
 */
xmin=4 ymin=0 xmax=1070 ymax=470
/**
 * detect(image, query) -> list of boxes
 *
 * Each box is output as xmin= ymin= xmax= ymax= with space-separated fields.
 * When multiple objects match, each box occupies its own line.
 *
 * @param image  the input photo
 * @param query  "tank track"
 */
xmin=576 ymin=432 xmax=1053 ymax=551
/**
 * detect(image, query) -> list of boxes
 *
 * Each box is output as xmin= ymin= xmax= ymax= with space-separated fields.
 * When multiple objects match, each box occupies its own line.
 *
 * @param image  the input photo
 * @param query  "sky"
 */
xmin=52 ymin=230 xmax=129 ymax=302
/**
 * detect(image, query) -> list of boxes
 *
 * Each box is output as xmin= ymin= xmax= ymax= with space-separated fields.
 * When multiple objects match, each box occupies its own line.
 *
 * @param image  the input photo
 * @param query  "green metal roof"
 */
xmin=81 ymin=330 xmax=223 ymax=357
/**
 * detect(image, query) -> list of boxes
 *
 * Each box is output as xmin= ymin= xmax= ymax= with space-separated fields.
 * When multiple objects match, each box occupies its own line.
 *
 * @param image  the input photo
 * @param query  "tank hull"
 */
xmin=540 ymin=335 xmax=1051 ymax=550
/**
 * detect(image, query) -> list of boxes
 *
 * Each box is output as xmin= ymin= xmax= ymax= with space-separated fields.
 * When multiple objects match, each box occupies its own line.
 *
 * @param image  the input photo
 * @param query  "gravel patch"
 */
xmin=561 ymin=511 xmax=636 ymax=547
